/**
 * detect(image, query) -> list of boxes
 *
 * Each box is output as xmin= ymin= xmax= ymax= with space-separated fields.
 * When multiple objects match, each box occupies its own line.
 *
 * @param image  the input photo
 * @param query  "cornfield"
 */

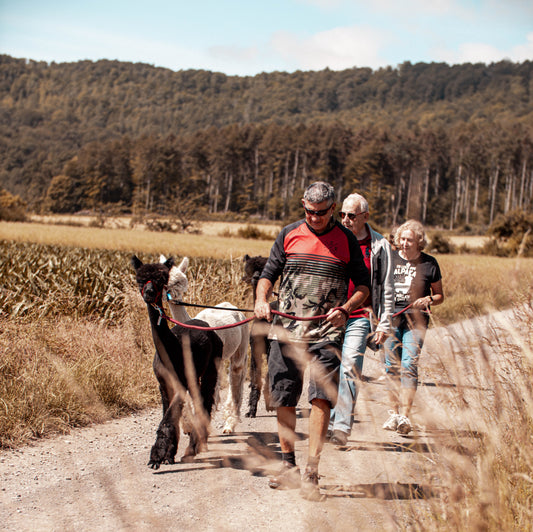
xmin=0 ymin=240 xmax=253 ymax=324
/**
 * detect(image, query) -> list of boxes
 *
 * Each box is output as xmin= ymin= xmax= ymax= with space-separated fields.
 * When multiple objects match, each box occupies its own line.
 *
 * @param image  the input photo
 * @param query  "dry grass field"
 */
xmin=0 ymin=220 xmax=275 ymax=258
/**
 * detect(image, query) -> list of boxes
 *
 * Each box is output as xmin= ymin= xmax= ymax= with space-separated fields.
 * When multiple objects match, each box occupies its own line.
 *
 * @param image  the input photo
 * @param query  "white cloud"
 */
xmin=511 ymin=32 xmax=533 ymax=62
xmin=271 ymin=25 xmax=388 ymax=71
xmin=434 ymin=32 xmax=533 ymax=65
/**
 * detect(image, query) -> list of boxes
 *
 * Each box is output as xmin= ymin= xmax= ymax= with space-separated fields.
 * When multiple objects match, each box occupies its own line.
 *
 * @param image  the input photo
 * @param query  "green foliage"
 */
xmin=1 ymin=54 xmax=533 ymax=230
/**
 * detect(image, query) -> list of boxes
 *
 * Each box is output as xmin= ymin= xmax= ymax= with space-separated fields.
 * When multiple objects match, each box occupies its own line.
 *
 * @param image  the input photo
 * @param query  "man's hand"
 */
xmin=254 ymin=278 xmax=274 ymax=321
xmin=254 ymin=300 xmax=272 ymax=321
xmin=326 ymin=307 xmax=349 ymax=328
xmin=373 ymin=331 xmax=386 ymax=345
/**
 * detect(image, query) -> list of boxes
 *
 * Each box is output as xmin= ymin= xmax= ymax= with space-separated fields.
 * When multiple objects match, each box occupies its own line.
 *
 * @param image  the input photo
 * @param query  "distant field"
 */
xmin=448 ymin=235 xmax=488 ymax=248
xmin=0 ymin=220 xmax=275 ymax=259
xmin=29 ymin=214 xmax=282 ymax=239
xmin=26 ymin=214 xmax=489 ymax=250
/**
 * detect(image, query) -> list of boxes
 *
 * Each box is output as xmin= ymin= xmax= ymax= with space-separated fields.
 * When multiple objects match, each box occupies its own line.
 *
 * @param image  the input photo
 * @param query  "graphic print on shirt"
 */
xmin=393 ymin=261 xmax=417 ymax=306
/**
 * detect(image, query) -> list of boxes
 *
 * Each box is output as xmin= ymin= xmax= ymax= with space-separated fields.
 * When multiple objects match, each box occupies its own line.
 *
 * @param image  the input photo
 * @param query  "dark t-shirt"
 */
xmin=348 ymin=231 xmax=372 ymax=319
xmin=391 ymin=250 xmax=441 ymax=325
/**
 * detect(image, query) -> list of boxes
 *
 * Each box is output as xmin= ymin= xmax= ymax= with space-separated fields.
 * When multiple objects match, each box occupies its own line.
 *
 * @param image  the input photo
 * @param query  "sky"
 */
xmin=0 ymin=0 xmax=532 ymax=76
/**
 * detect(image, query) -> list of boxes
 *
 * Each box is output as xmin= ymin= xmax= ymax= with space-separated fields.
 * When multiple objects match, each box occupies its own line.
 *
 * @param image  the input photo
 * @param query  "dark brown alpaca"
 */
xmin=131 ymin=255 xmax=223 ymax=468
xmin=242 ymin=254 xmax=275 ymax=417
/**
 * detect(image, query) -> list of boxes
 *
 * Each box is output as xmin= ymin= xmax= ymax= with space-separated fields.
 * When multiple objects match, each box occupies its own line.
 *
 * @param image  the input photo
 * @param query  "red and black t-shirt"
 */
xmin=260 ymin=219 xmax=371 ymax=345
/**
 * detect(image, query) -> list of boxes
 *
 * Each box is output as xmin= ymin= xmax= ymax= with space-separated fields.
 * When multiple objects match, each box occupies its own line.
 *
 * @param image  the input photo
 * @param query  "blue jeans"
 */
xmin=329 ymin=317 xmax=370 ymax=435
xmin=384 ymin=321 xmax=426 ymax=389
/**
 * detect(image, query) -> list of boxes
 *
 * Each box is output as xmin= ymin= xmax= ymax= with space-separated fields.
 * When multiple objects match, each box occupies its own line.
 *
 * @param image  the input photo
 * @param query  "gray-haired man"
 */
xmin=254 ymin=182 xmax=370 ymax=501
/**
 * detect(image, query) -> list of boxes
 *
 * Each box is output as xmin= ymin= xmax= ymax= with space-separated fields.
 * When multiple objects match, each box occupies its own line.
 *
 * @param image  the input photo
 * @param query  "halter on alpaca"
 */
xmin=131 ymin=255 xmax=223 ymax=468
xmin=161 ymin=255 xmax=250 ymax=434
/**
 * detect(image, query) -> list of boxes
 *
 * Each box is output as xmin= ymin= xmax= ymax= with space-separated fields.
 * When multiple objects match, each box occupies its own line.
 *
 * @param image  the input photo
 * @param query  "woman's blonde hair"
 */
xmin=394 ymin=219 xmax=427 ymax=250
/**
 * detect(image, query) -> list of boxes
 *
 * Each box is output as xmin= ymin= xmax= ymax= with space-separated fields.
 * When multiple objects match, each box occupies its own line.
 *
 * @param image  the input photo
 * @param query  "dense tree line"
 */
xmin=40 ymin=122 xmax=533 ymax=230
xmin=0 ymin=54 xmax=532 ymax=228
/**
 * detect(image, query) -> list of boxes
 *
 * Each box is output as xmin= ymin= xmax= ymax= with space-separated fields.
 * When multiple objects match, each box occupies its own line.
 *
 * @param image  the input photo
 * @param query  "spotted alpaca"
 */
xmin=131 ymin=255 xmax=223 ymax=468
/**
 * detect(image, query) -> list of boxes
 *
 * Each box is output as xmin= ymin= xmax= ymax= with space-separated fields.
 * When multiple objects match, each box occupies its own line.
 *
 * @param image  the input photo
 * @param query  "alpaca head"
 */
xmin=160 ymin=255 xmax=189 ymax=304
xmin=131 ymin=255 xmax=174 ymax=304
xmin=242 ymin=254 xmax=268 ymax=285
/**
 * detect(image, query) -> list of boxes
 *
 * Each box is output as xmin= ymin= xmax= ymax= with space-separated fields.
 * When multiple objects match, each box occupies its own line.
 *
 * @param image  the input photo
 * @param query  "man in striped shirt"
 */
xmin=254 ymin=181 xmax=370 ymax=501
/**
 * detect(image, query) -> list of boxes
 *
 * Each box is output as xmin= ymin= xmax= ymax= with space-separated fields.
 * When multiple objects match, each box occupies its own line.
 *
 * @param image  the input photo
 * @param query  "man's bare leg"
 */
xmin=277 ymin=406 xmax=297 ymax=453
xmin=308 ymin=398 xmax=330 ymax=460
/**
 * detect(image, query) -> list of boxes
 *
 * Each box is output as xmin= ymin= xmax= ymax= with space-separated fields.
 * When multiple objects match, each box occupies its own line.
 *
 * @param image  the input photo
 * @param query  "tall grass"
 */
xmin=434 ymin=254 xmax=533 ymax=324
xmin=0 ymin=286 xmax=158 ymax=448
xmin=407 ymin=300 xmax=533 ymax=530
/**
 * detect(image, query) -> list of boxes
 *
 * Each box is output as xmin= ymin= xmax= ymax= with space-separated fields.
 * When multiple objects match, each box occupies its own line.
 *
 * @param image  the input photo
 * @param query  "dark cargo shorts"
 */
xmin=267 ymin=339 xmax=341 ymax=408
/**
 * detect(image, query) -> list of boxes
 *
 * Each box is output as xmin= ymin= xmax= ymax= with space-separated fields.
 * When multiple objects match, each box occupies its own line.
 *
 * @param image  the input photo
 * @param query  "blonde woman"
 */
xmin=382 ymin=220 xmax=444 ymax=435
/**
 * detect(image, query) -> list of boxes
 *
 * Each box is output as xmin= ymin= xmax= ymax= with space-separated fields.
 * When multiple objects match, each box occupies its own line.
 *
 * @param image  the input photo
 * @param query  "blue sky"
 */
xmin=1 ymin=0 xmax=532 ymax=76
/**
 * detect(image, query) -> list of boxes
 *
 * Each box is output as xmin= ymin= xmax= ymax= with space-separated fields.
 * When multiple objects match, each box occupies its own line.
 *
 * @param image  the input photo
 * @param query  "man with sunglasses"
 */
xmin=254 ymin=182 xmax=370 ymax=501
xmin=328 ymin=193 xmax=394 ymax=446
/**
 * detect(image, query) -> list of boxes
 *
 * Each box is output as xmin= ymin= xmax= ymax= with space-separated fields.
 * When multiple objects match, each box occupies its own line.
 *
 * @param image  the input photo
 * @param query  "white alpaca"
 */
xmin=161 ymin=255 xmax=250 ymax=434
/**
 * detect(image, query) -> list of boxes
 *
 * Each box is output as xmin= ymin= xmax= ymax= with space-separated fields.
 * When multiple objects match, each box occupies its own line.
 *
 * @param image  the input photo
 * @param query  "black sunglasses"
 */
xmin=339 ymin=211 xmax=367 ymax=221
xmin=303 ymin=205 xmax=332 ymax=217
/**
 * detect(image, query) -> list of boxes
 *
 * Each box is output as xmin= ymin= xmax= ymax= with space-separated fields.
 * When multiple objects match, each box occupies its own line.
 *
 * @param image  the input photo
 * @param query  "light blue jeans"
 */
xmin=329 ymin=317 xmax=370 ymax=435
xmin=384 ymin=321 xmax=426 ymax=389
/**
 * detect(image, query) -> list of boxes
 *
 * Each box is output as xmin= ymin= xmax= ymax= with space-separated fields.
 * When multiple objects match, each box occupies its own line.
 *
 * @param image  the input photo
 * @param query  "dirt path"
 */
xmin=1 ymin=309 xmax=521 ymax=531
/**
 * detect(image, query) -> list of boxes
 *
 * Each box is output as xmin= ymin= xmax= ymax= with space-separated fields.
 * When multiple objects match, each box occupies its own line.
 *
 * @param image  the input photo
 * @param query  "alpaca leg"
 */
xmin=148 ymin=396 xmax=183 ymax=469
xmin=222 ymin=352 xmax=246 ymax=434
xmin=246 ymin=321 xmax=268 ymax=417
xmin=183 ymin=356 xmax=219 ymax=457
xmin=263 ymin=338 xmax=275 ymax=412
xmin=246 ymin=336 xmax=260 ymax=418
xmin=181 ymin=398 xmax=201 ymax=463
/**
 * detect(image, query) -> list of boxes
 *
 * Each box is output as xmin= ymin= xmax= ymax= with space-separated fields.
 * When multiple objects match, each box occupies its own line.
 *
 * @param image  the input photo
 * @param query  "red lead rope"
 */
xmin=152 ymin=305 xmax=351 ymax=331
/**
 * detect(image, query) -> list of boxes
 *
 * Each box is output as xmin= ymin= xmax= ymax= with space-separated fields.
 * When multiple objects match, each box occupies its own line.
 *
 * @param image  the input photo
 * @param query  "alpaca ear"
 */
xmin=131 ymin=255 xmax=143 ymax=270
xmin=177 ymin=257 xmax=189 ymax=273
xmin=160 ymin=254 xmax=167 ymax=263
xmin=243 ymin=254 xmax=250 ymax=262
xmin=164 ymin=256 xmax=175 ymax=269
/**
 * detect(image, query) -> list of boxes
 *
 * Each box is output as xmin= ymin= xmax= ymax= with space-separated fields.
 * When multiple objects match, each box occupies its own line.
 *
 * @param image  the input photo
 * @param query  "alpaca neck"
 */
xmin=146 ymin=301 xmax=171 ymax=332
xmin=167 ymin=300 xmax=192 ymax=323
xmin=145 ymin=301 xmax=186 ymax=391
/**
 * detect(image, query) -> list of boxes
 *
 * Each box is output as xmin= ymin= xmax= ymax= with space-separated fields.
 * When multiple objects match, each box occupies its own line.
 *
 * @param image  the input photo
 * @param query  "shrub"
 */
xmin=0 ymin=188 xmax=27 ymax=222
xmin=236 ymin=224 xmax=276 ymax=240
xmin=485 ymin=210 xmax=533 ymax=257
xmin=428 ymin=232 xmax=455 ymax=254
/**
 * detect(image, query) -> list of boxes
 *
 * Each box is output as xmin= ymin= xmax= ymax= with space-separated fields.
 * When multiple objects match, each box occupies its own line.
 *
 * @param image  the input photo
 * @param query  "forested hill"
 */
xmin=1 ymin=54 xmax=533 ymax=228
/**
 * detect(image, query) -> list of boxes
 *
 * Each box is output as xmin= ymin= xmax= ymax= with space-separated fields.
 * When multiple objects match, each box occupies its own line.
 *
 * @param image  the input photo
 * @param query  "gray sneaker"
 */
xmin=300 ymin=467 xmax=325 ymax=502
xmin=330 ymin=430 xmax=348 ymax=446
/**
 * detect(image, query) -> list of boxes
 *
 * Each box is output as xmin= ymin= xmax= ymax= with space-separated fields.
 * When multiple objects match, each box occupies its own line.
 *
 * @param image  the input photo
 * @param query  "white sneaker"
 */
xmin=382 ymin=411 xmax=400 ymax=431
xmin=396 ymin=415 xmax=412 ymax=435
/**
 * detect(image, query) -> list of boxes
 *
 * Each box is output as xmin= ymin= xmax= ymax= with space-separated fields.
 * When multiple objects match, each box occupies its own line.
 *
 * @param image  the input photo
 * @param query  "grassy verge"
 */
xmin=0 ymin=286 xmax=158 ymax=448
xmin=412 ymin=300 xmax=533 ymax=530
